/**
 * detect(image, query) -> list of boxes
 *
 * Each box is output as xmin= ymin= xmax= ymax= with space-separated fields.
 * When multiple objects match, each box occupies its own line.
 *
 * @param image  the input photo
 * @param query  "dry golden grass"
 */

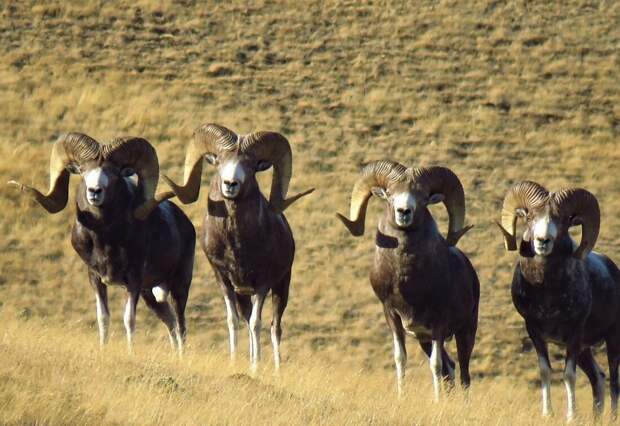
xmin=0 ymin=0 xmax=619 ymax=424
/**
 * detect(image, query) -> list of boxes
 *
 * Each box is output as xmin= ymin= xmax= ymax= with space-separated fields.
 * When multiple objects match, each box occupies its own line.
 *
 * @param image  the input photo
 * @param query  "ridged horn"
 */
xmin=102 ymin=137 xmax=173 ymax=220
xmin=163 ymin=123 xmax=237 ymax=204
xmin=241 ymin=131 xmax=314 ymax=213
xmin=8 ymin=133 xmax=99 ymax=213
xmin=410 ymin=166 xmax=473 ymax=246
xmin=553 ymin=188 xmax=600 ymax=259
xmin=496 ymin=181 xmax=549 ymax=251
xmin=336 ymin=160 xmax=408 ymax=237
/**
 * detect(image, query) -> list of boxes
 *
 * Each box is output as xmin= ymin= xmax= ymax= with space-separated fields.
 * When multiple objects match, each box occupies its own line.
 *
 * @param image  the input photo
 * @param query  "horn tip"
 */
xmin=494 ymin=220 xmax=518 ymax=251
xmin=161 ymin=174 xmax=198 ymax=204
xmin=335 ymin=212 xmax=364 ymax=237
xmin=446 ymin=225 xmax=474 ymax=246
xmin=278 ymin=188 xmax=315 ymax=212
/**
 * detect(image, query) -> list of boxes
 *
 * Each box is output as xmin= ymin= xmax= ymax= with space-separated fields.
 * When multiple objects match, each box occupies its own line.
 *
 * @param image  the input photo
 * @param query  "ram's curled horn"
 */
xmin=241 ymin=131 xmax=314 ymax=214
xmin=102 ymin=137 xmax=173 ymax=220
xmin=496 ymin=181 xmax=549 ymax=251
xmin=336 ymin=160 xmax=408 ymax=237
xmin=163 ymin=123 xmax=238 ymax=204
xmin=553 ymin=188 xmax=600 ymax=259
xmin=410 ymin=166 xmax=473 ymax=246
xmin=8 ymin=132 xmax=100 ymax=213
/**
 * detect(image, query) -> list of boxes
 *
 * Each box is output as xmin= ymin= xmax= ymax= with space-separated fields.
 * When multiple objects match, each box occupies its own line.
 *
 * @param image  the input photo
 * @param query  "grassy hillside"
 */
xmin=0 ymin=0 xmax=618 ymax=424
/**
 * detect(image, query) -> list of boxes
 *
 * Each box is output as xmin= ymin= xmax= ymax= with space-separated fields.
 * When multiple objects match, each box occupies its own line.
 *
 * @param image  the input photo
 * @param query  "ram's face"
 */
xmin=207 ymin=151 xmax=272 ymax=200
xmin=81 ymin=161 xmax=131 ymax=207
xmin=390 ymin=185 xmax=417 ymax=228
xmin=372 ymin=181 xmax=444 ymax=230
xmin=523 ymin=207 xmax=568 ymax=256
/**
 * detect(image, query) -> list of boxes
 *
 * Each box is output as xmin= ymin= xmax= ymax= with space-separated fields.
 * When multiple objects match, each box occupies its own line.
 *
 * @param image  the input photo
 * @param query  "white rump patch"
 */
xmin=152 ymin=286 xmax=169 ymax=303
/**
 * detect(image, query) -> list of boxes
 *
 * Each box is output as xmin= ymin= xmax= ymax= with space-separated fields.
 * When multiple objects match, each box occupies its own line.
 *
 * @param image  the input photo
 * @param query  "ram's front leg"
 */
xmin=527 ymin=323 xmax=553 ymax=417
xmin=249 ymin=292 xmax=267 ymax=373
xmin=564 ymin=340 xmax=581 ymax=422
xmin=89 ymin=271 xmax=109 ymax=347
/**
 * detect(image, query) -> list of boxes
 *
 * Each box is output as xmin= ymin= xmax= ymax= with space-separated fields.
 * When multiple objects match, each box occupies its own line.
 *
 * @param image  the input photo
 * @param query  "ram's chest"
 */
xmin=92 ymin=242 xmax=132 ymax=286
xmin=372 ymin=248 xmax=437 ymax=305
xmin=512 ymin=273 xmax=591 ymax=329
xmin=203 ymin=226 xmax=266 ymax=294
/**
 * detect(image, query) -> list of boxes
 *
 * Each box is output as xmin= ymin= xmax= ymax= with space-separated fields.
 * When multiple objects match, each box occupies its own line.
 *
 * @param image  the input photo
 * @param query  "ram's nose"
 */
xmin=223 ymin=180 xmax=238 ymax=190
xmin=88 ymin=187 xmax=102 ymax=196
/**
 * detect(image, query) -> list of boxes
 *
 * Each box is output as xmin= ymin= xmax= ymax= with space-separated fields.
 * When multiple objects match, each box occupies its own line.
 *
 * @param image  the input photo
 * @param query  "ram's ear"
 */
xmin=427 ymin=193 xmax=444 ymax=205
xmin=66 ymin=163 xmax=82 ymax=174
xmin=256 ymin=160 xmax=272 ymax=172
xmin=205 ymin=153 xmax=218 ymax=165
xmin=371 ymin=187 xmax=388 ymax=200
xmin=570 ymin=215 xmax=583 ymax=227
xmin=121 ymin=167 xmax=136 ymax=177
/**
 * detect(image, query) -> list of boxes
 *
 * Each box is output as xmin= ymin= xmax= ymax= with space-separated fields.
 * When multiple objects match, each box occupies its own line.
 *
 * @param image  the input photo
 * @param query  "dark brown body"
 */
xmin=202 ymin=179 xmax=294 ymax=296
xmin=372 ymin=208 xmax=479 ymax=387
xmin=71 ymin=178 xmax=195 ymax=346
xmin=202 ymin=177 xmax=292 ymax=367
xmin=512 ymin=236 xmax=620 ymax=416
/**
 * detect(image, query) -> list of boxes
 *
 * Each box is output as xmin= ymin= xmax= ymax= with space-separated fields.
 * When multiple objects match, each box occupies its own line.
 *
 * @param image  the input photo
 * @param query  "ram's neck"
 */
xmin=76 ymin=181 xmax=135 ymax=231
xmin=518 ymin=237 xmax=578 ymax=286
xmin=377 ymin=210 xmax=444 ymax=254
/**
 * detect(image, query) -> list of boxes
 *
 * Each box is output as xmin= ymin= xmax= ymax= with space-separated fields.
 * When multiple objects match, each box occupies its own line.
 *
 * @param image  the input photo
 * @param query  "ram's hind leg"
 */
xmin=576 ymin=348 xmax=605 ymax=418
xmin=271 ymin=271 xmax=290 ymax=371
xmin=455 ymin=328 xmax=476 ymax=390
xmin=169 ymin=245 xmax=194 ymax=351
xmin=419 ymin=341 xmax=456 ymax=387
xmin=237 ymin=295 xmax=253 ymax=361
xmin=142 ymin=289 xmax=182 ymax=355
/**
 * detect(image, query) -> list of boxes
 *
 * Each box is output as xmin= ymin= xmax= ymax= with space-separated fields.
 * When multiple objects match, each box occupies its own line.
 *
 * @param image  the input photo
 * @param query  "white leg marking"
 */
xmin=224 ymin=295 xmax=239 ymax=360
xmin=123 ymin=294 xmax=137 ymax=354
xmin=164 ymin=302 xmax=183 ymax=356
xmin=248 ymin=327 xmax=254 ymax=362
xmin=539 ymin=356 xmax=552 ymax=417
xmin=271 ymin=325 xmax=281 ymax=371
xmin=152 ymin=286 xmax=169 ymax=303
xmin=95 ymin=293 xmax=109 ymax=347
xmin=248 ymin=294 xmax=264 ymax=372
xmin=393 ymin=332 xmax=406 ymax=397
xmin=430 ymin=340 xmax=443 ymax=402
xmin=564 ymin=358 xmax=577 ymax=421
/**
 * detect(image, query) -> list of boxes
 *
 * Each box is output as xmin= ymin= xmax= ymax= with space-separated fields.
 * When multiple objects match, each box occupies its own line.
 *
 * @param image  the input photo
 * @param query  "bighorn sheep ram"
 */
xmin=163 ymin=123 xmax=313 ymax=370
xmin=496 ymin=181 xmax=620 ymax=421
xmin=336 ymin=160 xmax=479 ymax=398
xmin=9 ymin=133 xmax=195 ymax=354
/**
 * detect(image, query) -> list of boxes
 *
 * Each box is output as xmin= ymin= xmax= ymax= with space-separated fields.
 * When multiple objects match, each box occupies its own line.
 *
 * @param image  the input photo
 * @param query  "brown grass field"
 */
xmin=0 ymin=0 xmax=619 ymax=424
